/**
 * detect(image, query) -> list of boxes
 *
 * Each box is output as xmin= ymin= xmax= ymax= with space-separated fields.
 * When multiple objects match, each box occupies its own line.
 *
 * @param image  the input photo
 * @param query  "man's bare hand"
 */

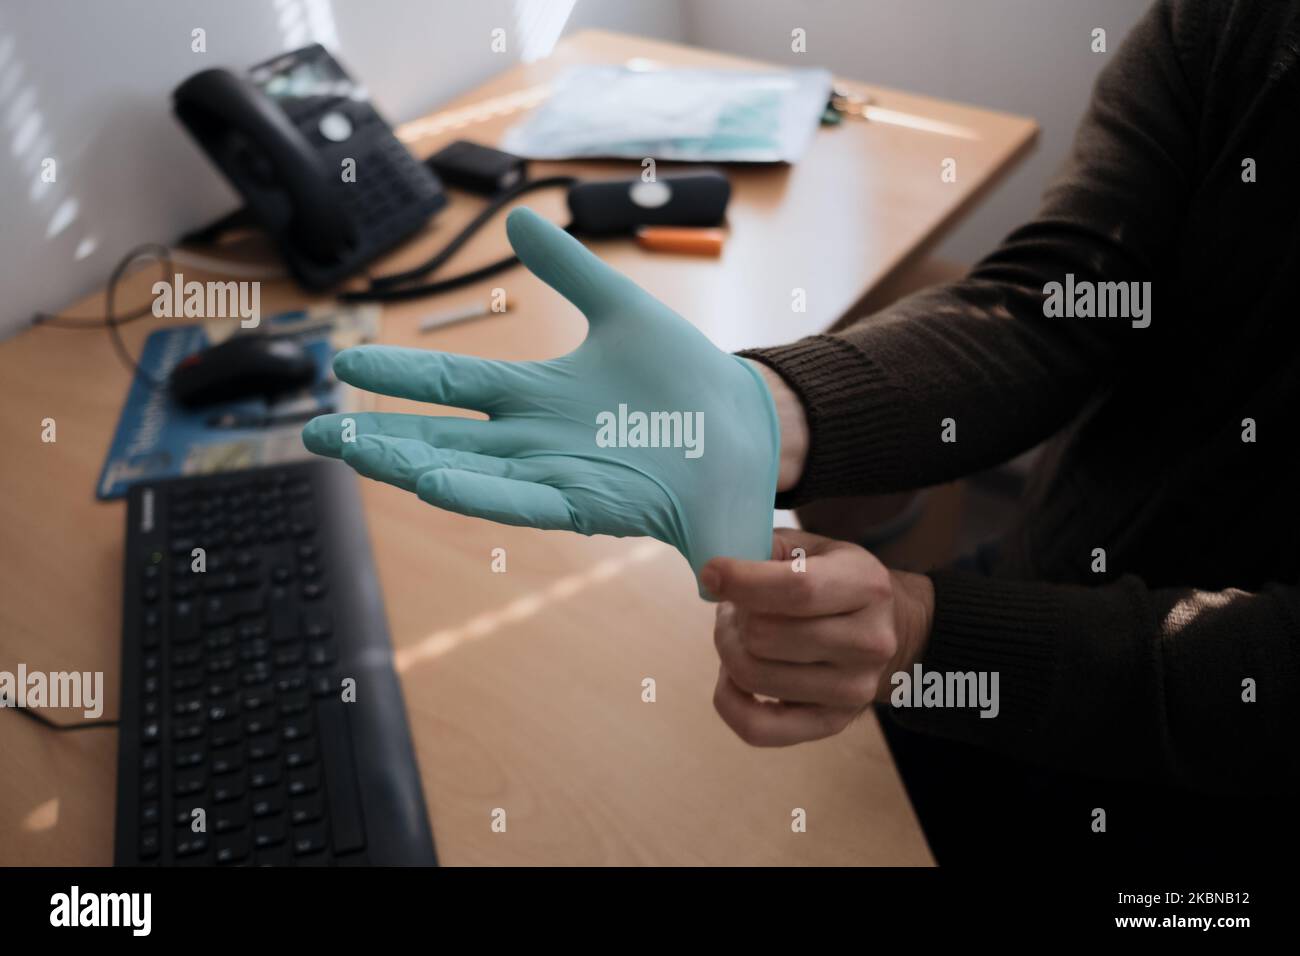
xmin=701 ymin=528 xmax=934 ymax=746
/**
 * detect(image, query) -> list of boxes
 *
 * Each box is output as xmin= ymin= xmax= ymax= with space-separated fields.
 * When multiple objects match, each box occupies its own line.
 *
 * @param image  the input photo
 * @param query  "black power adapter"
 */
xmin=426 ymin=140 xmax=528 ymax=195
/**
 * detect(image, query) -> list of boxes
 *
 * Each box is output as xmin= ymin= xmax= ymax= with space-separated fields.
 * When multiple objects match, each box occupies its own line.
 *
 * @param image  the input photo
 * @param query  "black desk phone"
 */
xmin=173 ymin=44 xmax=446 ymax=289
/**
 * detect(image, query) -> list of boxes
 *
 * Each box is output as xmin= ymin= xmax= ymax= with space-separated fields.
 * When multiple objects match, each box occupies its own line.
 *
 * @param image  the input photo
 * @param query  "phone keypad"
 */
xmin=338 ymin=137 xmax=442 ymax=243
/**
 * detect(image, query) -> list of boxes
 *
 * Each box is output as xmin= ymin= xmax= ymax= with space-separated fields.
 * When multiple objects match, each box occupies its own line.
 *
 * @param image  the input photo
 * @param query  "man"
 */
xmin=306 ymin=0 xmax=1297 ymax=862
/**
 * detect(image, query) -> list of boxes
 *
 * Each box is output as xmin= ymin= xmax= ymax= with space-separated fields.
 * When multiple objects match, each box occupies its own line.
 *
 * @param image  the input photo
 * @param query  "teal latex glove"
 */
xmin=302 ymin=207 xmax=779 ymax=596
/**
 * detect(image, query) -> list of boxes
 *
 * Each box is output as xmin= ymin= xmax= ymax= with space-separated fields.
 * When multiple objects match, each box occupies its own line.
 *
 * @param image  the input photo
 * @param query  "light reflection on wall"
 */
xmin=0 ymin=21 xmax=98 ymax=268
xmin=272 ymin=0 xmax=340 ymax=53
xmin=513 ymin=0 xmax=577 ymax=63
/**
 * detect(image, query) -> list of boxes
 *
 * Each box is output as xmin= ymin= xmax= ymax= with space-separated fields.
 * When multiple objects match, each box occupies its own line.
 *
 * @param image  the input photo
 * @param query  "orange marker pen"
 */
xmin=635 ymin=227 xmax=726 ymax=257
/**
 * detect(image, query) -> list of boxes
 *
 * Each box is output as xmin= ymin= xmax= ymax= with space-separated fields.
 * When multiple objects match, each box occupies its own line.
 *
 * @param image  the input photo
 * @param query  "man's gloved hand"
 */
xmin=302 ymin=207 xmax=779 ymax=597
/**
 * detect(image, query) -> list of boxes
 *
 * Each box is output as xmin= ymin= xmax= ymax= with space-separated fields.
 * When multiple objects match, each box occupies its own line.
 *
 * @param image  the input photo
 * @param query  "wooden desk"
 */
xmin=0 ymin=30 xmax=1035 ymax=865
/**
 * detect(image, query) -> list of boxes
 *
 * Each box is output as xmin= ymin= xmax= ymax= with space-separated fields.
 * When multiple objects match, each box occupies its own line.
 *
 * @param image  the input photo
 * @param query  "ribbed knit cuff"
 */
xmin=887 ymin=569 xmax=1064 ymax=743
xmin=737 ymin=335 xmax=911 ymax=508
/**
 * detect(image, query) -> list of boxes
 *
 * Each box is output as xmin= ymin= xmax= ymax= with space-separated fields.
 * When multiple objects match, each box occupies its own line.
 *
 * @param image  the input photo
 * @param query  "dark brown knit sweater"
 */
xmin=741 ymin=0 xmax=1299 ymax=795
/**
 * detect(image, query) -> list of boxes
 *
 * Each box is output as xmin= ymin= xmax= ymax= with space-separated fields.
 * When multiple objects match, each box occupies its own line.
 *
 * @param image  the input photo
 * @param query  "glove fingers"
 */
xmin=340 ymin=434 xmax=553 ymax=493
xmin=302 ymin=412 xmax=526 ymax=459
xmin=506 ymin=207 xmax=644 ymax=323
xmin=416 ymin=467 xmax=577 ymax=532
xmin=333 ymin=345 xmax=534 ymax=413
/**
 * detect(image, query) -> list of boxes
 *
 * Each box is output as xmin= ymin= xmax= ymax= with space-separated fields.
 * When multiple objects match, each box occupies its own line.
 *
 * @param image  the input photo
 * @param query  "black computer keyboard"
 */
xmin=113 ymin=460 xmax=437 ymax=865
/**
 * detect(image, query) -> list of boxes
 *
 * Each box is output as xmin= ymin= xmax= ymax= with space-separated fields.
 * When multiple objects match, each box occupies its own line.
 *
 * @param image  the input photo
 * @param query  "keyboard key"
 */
xmin=306 ymin=642 xmax=337 ymax=667
xmin=206 ymin=651 xmax=237 ymax=675
xmin=240 ymin=638 xmax=271 ymax=662
xmin=210 ymin=724 xmax=244 ymax=748
xmin=254 ymin=820 xmax=286 ymax=849
xmin=238 ymin=617 xmax=268 ymax=639
xmin=214 ymin=803 xmax=249 ymax=833
xmin=172 ymin=646 xmax=202 ymax=668
xmin=293 ymin=825 xmax=327 ymax=856
xmin=289 ymin=793 xmax=323 ymax=826
xmin=251 ymin=791 xmax=284 ymax=819
xmin=210 ymin=747 xmax=243 ymax=775
xmin=241 ymin=663 xmax=273 ymax=687
xmin=255 ymin=843 xmax=292 ymax=866
xmin=301 ymin=609 xmax=332 ymax=638
xmin=207 ymin=700 xmax=235 ymax=723
xmin=247 ymin=733 xmax=278 ymax=761
xmin=175 ymin=805 xmax=202 ymax=826
xmin=174 ymin=769 xmax=206 ymax=796
xmin=280 ymin=692 xmax=310 ymax=718
xmin=215 ymin=830 xmax=251 ymax=864
xmin=204 ymin=628 xmax=235 ymax=652
xmin=271 ymin=606 xmax=298 ymax=643
xmin=211 ymin=774 xmax=246 ymax=804
xmin=249 ymin=761 xmax=281 ymax=789
xmin=315 ymin=698 xmax=366 ymax=854
xmin=244 ymin=709 xmax=274 ymax=736
xmin=276 ymin=670 xmax=306 ymax=694
xmin=240 ymin=686 xmax=271 ymax=711
xmin=175 ymin=833 xmax=209 ymax=857
xmin=174 ymin=744 xmax=205 ymax=768
xmin=287 ymin=766 xmax=320 ymax=797
xmin=207 ymin=675 xmax=238 ymax=697
xmin=273 ymin=645 xmax=303 ymax=668
xmin=283 ymin=738 xmax=313 ymax=770
xmin=171 ymin=601 xmax=200 ymax=643
xmin=311 ymin=672 xmax=334 ymax=698
xmin=171 ymin=670 xmax=202 ymax=692
xmin=281 ymin=715 xmax=311 ymax=741
xmin=205 ymin=593 xmax=265 ymax=626
xmin=173 ymin=719 xmax=204 ymax=742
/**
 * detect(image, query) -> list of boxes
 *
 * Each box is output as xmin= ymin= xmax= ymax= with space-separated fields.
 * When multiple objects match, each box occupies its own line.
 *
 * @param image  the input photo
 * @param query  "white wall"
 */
xmin=0 ymin=0 xmax=1144 ymax=339
xmin=683 ymin=0 xmax=1148 ymax=265
xmin=0 ymin=0 xmax=684 ymax=338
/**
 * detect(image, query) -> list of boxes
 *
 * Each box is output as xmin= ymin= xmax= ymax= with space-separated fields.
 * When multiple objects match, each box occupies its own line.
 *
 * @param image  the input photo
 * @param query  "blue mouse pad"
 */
xmin=95 ymin=306 xmax=377 ymax=500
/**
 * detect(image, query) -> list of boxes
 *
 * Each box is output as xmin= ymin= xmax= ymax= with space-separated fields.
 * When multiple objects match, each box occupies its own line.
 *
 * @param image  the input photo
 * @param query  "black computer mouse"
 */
xmin=169 ymin=335 xmax=317 ymax=408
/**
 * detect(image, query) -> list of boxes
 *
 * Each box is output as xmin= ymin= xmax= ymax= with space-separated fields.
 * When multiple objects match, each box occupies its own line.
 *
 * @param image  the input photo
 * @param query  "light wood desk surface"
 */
xmin=0 ymin=30 xmax=1035 ymax=865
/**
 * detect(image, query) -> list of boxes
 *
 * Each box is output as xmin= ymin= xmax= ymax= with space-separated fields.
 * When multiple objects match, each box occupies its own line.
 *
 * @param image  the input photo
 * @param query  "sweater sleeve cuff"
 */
xmin=737 ymin=335 xmax=912 ymax=507
xmin=886 ymin=569 xmax=1063 ymax=743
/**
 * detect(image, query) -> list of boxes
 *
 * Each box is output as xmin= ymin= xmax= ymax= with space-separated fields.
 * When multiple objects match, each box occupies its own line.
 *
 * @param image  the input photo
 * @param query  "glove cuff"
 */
xmin=738 ymin=335 xmax=909 ymax=507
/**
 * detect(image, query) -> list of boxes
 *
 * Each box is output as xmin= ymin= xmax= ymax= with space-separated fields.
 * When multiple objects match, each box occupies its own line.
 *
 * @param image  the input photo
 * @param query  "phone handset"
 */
xmin=173 ymin=68 xmax=358 ymax=272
